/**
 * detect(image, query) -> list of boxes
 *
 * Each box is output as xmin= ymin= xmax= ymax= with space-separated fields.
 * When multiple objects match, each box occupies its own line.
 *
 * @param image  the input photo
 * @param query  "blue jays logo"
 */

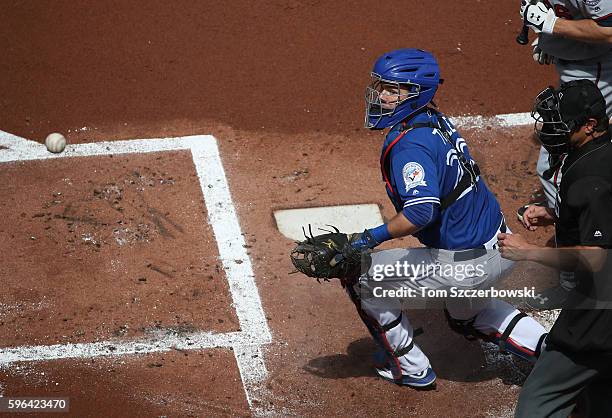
xmin=402 ymin=162 xmax=427 ymax=191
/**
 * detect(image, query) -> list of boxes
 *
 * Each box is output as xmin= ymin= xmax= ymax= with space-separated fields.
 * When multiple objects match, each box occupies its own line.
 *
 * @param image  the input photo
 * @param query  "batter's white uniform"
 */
xmin=536 ymin=0 xmax=612 ymax=208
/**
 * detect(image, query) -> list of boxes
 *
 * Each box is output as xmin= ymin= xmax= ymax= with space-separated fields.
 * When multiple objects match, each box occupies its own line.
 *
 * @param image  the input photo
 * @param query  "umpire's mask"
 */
xmin=532 ymin=79 xmax=607 ymax=155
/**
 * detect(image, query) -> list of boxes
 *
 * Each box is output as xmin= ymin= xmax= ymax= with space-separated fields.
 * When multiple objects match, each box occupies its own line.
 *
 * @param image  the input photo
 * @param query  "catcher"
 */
xmin=291 ymin=49 xmax=548 ymax=389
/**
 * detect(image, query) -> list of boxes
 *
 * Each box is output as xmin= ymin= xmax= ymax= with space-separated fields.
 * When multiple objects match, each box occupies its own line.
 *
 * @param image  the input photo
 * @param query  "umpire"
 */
xmin=498 ymin=79 xmax=612 ymax=417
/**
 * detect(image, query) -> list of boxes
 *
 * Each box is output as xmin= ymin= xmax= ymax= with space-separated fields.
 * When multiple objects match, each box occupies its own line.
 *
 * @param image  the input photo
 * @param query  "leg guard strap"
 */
xmin=394 ymin=340 xmax=414 ymax=358
xmin=381 ymin=313 xmax=403 ymax=332
xmin=499 ymin=312 xmax=527 ymax=353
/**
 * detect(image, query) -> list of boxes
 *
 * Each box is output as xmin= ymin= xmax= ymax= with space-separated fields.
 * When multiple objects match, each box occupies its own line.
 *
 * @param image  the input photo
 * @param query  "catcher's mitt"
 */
xmin=290 ymin=226 xmax=370 ymax=281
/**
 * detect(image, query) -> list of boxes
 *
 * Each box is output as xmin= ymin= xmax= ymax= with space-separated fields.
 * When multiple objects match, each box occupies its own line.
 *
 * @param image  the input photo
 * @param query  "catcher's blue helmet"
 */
xmin=365 ymin=49 xmax=442 ymax=129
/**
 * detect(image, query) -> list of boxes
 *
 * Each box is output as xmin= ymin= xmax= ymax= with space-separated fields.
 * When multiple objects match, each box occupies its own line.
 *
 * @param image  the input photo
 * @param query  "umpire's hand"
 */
xmin=498 ymin=233 xmax=536 ymax=261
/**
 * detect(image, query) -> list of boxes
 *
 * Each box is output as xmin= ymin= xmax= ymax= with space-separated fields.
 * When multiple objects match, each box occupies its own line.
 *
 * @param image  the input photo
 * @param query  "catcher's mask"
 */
xmin=532 ymin=79 xmax=607 ymax=155
xmin=365 ymin=48 xmax=442 ymax=130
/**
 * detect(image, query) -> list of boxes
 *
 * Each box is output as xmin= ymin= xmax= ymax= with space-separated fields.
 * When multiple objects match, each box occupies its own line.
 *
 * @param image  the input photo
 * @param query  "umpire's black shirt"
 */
xmin=549 ymin=129 xmax=612 ymax=353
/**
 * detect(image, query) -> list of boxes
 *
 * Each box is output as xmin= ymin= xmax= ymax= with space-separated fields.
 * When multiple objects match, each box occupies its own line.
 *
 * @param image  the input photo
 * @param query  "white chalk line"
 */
xmin=0 ymin=131 xmax=272 ymax=412
xmin=0 ymin=331 xmax=251 ymax=365
xmin=191 ymin=142 xmax=271 ymax=341
xmin=450 ymin=112 xmax=533 ymax=129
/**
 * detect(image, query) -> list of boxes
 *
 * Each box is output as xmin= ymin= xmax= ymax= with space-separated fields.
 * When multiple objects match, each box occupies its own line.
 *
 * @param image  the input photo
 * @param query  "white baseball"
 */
xmin=45 ymin=133 xmax=66 ymax=153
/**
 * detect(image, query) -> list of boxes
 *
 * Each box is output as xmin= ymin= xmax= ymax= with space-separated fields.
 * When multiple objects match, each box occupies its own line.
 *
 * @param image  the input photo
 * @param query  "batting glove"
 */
xmin=531 ymin=37 xmax=554 ymax=65
xmin=521 ymin=1 xmax=557 ymax=34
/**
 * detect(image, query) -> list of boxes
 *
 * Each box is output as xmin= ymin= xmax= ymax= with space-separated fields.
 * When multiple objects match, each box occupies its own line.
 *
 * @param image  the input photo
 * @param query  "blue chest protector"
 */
xmin=380 ymin=109 xmax=503 ymax=250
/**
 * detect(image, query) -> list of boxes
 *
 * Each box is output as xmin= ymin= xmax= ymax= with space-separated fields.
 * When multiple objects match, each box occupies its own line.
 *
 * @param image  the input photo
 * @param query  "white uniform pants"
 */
xmin=347 ymin=225 xmax=548 ymax=376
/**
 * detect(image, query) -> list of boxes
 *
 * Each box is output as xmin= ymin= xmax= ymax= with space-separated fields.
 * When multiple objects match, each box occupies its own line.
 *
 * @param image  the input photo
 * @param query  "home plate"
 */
xmin=274 ymin=204 xmax=384 ymax=240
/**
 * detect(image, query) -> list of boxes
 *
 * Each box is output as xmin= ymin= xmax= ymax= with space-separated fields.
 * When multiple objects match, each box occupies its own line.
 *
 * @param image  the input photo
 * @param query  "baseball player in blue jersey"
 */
xmin=340 ymin=49 xmax=550 ymax=388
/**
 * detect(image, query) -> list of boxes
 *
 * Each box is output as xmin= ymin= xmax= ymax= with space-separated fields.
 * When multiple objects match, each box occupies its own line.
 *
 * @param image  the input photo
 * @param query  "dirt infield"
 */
xmin=1 ymin=350 xmax=249 ymax=417
xmin=0 ymin=1 xmax=563 ymax=417
xmin=0 ymin=1 xmax=556 ymax=142
xmin=0 ymin=152 xmax=238 ymax=347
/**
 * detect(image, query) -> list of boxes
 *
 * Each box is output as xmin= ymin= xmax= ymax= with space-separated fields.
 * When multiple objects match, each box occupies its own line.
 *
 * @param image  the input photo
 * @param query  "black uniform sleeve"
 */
xmin=566 ymin=176 xmax=612 ymax=247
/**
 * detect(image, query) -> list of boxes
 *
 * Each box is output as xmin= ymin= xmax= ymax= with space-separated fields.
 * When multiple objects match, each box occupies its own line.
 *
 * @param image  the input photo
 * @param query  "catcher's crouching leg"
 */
xmin=343 ymin=278 xmax=434 ymax=386
xmin=445 ymin=299 xmax=547 ymax=362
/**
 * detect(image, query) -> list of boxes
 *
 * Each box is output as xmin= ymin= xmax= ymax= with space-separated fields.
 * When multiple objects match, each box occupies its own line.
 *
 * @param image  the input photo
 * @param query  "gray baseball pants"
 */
xmin=515 ymin=348 xmax=612 ymax=418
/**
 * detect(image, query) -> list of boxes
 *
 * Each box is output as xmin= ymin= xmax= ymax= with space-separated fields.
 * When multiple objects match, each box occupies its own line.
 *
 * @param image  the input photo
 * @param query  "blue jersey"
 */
xmin=380 ymin=109 xmax=503 ymax=250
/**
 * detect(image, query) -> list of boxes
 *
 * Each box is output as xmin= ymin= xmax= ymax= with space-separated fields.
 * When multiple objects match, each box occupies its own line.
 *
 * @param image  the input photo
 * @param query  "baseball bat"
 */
xmin=516 ymin=25 xmax=529 ymax=45
xmin=516 ymin=0 xmax=536 ymax=45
